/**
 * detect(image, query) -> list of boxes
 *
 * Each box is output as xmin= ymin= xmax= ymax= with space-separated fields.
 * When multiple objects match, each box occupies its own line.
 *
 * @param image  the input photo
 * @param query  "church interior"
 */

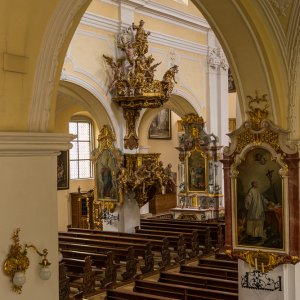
xmin=0 ymin=0 xmax=300 ymax=299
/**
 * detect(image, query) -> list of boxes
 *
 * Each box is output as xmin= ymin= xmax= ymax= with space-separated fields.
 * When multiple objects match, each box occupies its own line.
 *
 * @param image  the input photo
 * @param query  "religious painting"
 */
xmin=186 ymin=149 xmax=208 ymax=193
xmin=57 ymin=151 xmax=69 ymax=190
xmin=95 ymin=149 xmax=118 ymax=201
xmin=148 ymin=109 xmax=172 ymax=139
xmin=235 ymin=147 xmax=283 ymax=250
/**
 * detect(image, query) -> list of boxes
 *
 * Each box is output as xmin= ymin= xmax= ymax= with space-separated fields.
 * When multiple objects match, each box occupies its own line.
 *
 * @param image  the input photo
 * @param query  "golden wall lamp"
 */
xmin=3 ymin=228 xmax=51 ymax=293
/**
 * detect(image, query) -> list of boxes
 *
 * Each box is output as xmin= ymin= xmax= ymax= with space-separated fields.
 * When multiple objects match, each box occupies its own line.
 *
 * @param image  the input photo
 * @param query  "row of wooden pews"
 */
xmin=58 ymin=216 xmax=228 ymax=299
xmin=105 ymin=255 xmax=238 ymax=300
xmin=59 ymin=223 xmax=203 ymax=298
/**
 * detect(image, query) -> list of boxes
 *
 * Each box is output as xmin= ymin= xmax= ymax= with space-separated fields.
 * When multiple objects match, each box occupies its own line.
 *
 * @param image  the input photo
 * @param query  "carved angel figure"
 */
xmin=103 ymin=54 xmax=124 ymax=93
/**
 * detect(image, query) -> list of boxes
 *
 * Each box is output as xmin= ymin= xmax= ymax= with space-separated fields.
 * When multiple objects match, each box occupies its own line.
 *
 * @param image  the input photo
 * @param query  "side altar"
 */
xmin=173 ymin=113 xmax=224 ymax=221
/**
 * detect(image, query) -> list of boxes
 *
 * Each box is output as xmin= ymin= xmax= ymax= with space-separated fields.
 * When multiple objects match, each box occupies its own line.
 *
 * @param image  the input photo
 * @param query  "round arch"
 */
xmin=57 ymin=80 xmax=121 ymax=146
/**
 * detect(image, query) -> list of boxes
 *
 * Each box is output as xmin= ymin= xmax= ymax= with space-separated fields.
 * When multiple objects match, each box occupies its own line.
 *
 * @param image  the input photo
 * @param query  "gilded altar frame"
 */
xmin=231 ymin=144 xmax=286 ymax=251
xmin=92 ymin=125 xmax=123 ymax=206
xmin=222 ymin=93 xmax=300 ymax=269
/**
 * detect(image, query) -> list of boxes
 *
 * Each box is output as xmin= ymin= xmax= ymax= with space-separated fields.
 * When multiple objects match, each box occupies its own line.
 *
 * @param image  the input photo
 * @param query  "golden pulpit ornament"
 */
xmin=103 ymin=20 xmax=178 ymax=149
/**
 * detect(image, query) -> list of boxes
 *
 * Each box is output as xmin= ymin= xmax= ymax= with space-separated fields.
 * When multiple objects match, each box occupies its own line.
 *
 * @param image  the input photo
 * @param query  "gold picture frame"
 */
xmin=92 ymin=125 xmax=124 ymax=205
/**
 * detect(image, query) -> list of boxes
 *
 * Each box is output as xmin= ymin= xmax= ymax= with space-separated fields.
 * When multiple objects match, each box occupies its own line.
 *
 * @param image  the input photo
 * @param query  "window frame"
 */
xmin=69 ymin=116 xmax=94 ymax=179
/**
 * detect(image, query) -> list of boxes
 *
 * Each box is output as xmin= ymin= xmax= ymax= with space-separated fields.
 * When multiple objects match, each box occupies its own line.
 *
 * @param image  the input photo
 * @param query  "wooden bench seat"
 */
xmin=69 ymin=227 xmax=188 ymax=249
xmin=198 ymin=257 xmax=238 ymax=270
xmin=180 ymin=265 xmax=238 ymax=281
xmin=133 ymin=280 xmax=238 ymax=300
xmin=59 ymin=231 xmax=164 ymax=252
xmin=59 ymin=237 xmax=153 ymax=279
xmin=159 ymin=272 xmax=238 ymax=293
xmin=62 ymin=256 xmax=96 ymax=296
xmin=105 ymin=289 xmax=175 ymax=299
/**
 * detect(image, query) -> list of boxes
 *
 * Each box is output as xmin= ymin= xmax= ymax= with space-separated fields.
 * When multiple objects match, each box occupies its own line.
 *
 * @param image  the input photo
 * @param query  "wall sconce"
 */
xmin=3 ymin=228 xmax=51 ymax=294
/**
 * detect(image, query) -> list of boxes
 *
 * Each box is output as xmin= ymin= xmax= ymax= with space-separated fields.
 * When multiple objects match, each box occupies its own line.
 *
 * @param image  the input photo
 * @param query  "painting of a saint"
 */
xmin=187 ymin=150 xmax=207 ymax=192
xmin=96 ymin=149 xmax=118 ymax=201
xmin=236 ymin=148 xmax=283 ymax=249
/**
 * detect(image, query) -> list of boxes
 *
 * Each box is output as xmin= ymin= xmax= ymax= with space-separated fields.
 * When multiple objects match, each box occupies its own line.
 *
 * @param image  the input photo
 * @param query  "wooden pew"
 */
xmin=61 ymin=250 xmax=117 ymax=288
xmin=68 ymin=227 xmax=181 ymax=251
xmin=159 ymin=272 xmax=238 ymax=293
xmin=63 ymin=256 xmax=96 ymax=296
xmin=135 ymin=227 xmax=212 ymax=254
xmin=59 ymin=231 xmax=163 ymax=252
xmin=59 ymin=231 xmax=170 ymax=271
xmin=133 ymin=280 xmax=239 ymax=300
xmin=180 ymin=265 xmax=238 ymax=281
xmin=198 ymin=257 xmax=238 ymax=270
xmin=58 ymin=236 xmax=153 ymax=278
xmin=140 ymin=219 xmax=222 ymax=241
xmin=139 ymin=223 xmax=217 ymax=242
xmin=59 ymin=262 xmax=84 ymax=300
xmin=105 ymin=289 xmax=174 ymax=300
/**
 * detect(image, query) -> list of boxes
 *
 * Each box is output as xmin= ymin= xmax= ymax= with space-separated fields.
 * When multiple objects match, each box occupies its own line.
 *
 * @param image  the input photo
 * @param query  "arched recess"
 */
xmin=138 ymin=94 xmax=198 ymax=148
xmin=57 ymin=80 xmax=120 ymax=146
xmin=28 ymin=0 xmax=92 ymax=132
xmin=192 ymin=0 xmax=289 ymax=128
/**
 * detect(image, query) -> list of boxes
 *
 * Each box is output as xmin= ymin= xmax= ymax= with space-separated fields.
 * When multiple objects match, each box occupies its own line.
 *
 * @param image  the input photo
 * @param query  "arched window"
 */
xmin=69 ymin=116 xmax=94 ymax=179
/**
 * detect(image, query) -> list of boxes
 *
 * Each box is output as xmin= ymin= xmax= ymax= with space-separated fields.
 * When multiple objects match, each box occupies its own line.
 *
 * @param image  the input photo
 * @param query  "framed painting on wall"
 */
xmin=57 ymin=151 xmax=69 ymax=190
xmin=235 ymin=147 xmax=284 ymax=250
xmin=186 ymin=149 xmax=208 ymax=193
xmin=95 ymin=149 xmax=119 ymax=201
xmin=148 ymin=108 xmax=172 ymax=140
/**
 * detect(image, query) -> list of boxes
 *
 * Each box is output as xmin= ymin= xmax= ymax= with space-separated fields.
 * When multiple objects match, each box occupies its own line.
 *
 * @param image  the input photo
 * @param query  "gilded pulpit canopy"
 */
xmin=103 ymin=20 xmax=178 ymax=149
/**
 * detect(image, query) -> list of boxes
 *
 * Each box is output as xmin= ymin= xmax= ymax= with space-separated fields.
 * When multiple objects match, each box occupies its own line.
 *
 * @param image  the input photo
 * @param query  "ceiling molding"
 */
xmin=100 ymin=0 xmax=209 ymax=33
xmin=79 ymin=12 xmax=208 ymax=54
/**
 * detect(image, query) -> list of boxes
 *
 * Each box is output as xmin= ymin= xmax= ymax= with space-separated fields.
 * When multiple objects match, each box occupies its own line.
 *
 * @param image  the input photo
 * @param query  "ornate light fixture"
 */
xmin=3 ymin=228 xmax=51 ymax=293
xmin=103 ymin=20 xmax=178 ymax=149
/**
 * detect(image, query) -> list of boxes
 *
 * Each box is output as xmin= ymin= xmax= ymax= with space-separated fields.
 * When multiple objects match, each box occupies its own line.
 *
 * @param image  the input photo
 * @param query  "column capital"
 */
xmin=0 ymin=132 xmax=75 ymax=156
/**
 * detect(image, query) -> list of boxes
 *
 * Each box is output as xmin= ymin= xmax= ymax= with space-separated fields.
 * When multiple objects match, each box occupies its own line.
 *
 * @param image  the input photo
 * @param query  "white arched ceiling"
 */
xmin=8 ymin=0 xmax=297 ymax=138
xmin=57 ymin=80 xmax=120 ymax=145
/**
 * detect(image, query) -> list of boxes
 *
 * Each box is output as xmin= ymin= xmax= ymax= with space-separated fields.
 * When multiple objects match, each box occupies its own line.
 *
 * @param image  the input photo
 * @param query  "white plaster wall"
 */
xmin=147 ymin=111 xmax=180 ymax=178
xmin=57 ymin=178 xmax=94 ymax=231
xmin=0 ymin=155 xmax=58 ymax=300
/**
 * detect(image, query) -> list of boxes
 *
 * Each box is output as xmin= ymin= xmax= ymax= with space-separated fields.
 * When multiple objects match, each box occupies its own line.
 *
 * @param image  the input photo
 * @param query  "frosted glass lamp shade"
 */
xmin=39 ymin=266 xmax=51 ymax=280
xmin=58 ymin=250 xmax=63 ymax=262
xmin=13 ymin=271 xmax=26 ymax=287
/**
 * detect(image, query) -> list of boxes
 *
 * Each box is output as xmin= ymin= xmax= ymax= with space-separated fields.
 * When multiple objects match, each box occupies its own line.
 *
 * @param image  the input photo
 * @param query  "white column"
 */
xmin=206 ymin=30 xmax=229 ymax=147
xmin=0 ymin=132 xmax=73 ymax=300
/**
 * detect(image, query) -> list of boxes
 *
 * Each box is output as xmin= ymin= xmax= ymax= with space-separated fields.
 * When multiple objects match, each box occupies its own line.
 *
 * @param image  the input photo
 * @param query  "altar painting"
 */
xmin=187 ymin=149 xmax=207 ymax=193
xmin=96 ymin=149 xmax=118 ymax=201
xmin=236 ymin=147 xmax=283 ymax=250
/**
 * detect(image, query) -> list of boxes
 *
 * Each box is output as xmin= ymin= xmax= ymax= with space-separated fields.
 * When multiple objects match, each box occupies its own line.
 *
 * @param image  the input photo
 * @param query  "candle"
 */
xmin=248 ymin=260 xmax=251 ymax=272
xmin=262 ymin=262 xmax=264 ymax=273
xmin=255 ymin=258 xmax=258 ymax=270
